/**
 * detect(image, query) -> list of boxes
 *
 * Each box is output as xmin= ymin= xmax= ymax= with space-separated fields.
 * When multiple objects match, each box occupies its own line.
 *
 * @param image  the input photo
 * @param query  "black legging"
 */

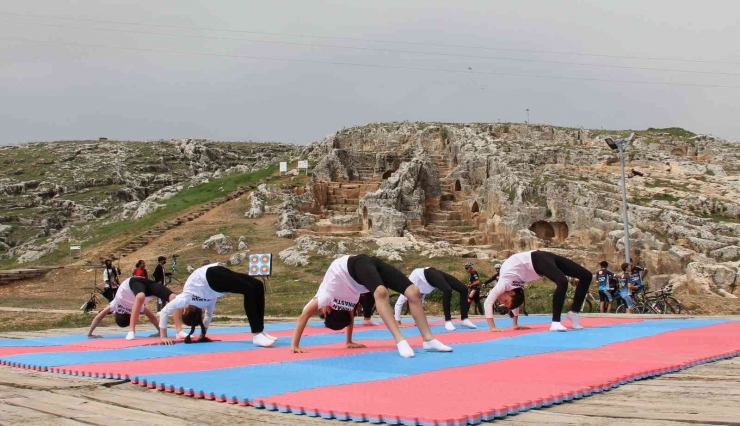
xmin=347 ymin=255 xmax=413 ymax=295
xmin=424 ymin=268 xmax=470 ymax=321
xmin=359 ymin=292 xmax=375 ymax=319
xmin=531 ymin=251 xmax=593 ymax=322
xmin=205 ymin=266 xmax=265 ymax=333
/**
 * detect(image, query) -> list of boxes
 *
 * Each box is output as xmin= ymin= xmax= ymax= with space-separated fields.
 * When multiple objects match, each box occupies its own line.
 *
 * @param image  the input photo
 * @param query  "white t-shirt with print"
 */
xmin=484 ymin=251 xmax=541 ymax=318
xmin=310 ymin=255 xmax=369 ymax=312
xmin=159 ymin=263 xmax=225 ymax=329
xmin=109 ymin=278 xmax=152 ymax=315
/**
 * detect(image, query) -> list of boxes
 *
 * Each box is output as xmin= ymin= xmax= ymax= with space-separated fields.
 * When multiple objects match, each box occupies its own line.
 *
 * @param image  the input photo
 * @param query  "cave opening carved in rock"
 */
xmin=529 ymin=220 xmax=569 ymax=245
xmin=382 ymin=169 xmax=395 ymax=180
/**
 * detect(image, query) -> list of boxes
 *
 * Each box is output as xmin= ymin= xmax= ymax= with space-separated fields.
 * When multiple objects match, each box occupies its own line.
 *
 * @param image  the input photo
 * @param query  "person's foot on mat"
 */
xmin=550 ymin=322 xmax=568 ymax=332
xmin=176 ymin=330 xmax=189 ymax=339
xmin=566 ymin=311 xmax=584 ymax=329
xmin=125 ymin=331 xmax=136 ymax=340
xmin=460 ymin=319 xmax=477 ymax=329
xmin=253 ymin=333 xmax=275 ymax=347
xmin=444 ymin=321 xmax=456 ymax=331
xmin=423 ymin=339 xmax=453 ymax=352
xmin=263 ymin=332 xmax=278 ymax=341
xmin=397 ymin=340 xmax=415 ymax=358
xmin=363 ymin=318 xmax=380 ymax=326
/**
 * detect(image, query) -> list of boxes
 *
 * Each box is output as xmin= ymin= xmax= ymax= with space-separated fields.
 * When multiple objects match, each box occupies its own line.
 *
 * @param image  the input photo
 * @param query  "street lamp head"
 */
xmin=605 ymin=138 xmax=619 ymax=151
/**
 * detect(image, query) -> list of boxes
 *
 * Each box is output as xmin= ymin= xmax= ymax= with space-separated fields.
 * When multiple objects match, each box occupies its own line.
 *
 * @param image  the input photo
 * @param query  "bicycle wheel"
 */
xmin=583 ymin=298 xmax=593 ymax=313
xmin=665 ymin=297 xmax=691 ymax=314
xmin=615 ymin=304 xmax=627 ymax=314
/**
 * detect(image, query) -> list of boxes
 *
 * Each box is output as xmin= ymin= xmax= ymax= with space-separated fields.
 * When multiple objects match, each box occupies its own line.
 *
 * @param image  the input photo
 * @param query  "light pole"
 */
xmin=605 ymin=133 xmax=636 ymax=264
xmin=526 ymin=109 xmax=529 ymax=124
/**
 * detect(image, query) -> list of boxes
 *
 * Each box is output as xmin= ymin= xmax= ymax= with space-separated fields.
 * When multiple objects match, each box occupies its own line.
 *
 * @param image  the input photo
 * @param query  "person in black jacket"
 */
xmin=153 ymin=256 xmax=169 ymax=312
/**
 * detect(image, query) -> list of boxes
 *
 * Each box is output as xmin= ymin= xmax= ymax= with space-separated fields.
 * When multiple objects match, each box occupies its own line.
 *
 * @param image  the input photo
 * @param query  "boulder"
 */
xmin=133 ymin=200 xmax=165 ymax=220
xmin=278 ymin=246 xmax=310 ymax=267
xmin=376 ymin=244 xmax=403 ymax=261
xmin=202 ymin=234 xmax=233 ymax=254
xmin=229 ymin=251 xmax=249 ymax=266
xmin=238 ymin=236 xmax=248 ymax=251
xmin=275 ymin=229 xmax=295 ymax=238
xmin=685 ymin=262 xmax=738 ymax=297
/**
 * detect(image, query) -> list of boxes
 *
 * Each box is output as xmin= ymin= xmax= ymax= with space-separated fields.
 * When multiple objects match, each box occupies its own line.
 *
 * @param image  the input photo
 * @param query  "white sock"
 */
xmin=363 ymin=319 xmax=380 ymax=326
xmin=263 ymin=332 xmax=278 ymax=341
xmin=253 ymin=333 xmax=275 ymax=347
xmin=423 ymin=339 xmax=453 ymax=352
xmin=566 ymin=311 xmax=584 ymax=329
xmin=460 ymin=319 xmax=477 ymax=329
xmin=397 ymin=340 xmax=415 ymax=358
xmin=125 ymin=331 xmax=135 ymax=340
xmin=176 ymin=330 xmax=188 ymax=339
xmin=550 ymin=322 xmax=568 ymax=332
xmin=444 ymin=321 xmax=456 ymax=331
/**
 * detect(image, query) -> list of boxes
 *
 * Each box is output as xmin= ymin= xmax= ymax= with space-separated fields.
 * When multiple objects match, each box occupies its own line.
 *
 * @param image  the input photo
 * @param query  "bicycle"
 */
xmin=643 ymin=285 xmax=691 ymax=314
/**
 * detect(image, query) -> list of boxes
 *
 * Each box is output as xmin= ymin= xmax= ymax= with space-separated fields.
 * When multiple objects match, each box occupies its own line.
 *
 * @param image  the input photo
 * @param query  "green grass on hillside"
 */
xmin=84 ymin=164 xmax=278 ymax=247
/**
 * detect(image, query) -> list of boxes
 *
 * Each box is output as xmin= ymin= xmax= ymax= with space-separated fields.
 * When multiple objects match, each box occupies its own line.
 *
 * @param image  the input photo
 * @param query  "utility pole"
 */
xmin=605 ymin=133 xmax=637 ymax=263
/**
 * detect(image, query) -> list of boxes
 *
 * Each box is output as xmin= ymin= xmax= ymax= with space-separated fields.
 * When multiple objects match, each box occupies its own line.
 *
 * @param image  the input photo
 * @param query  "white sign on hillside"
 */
xmin=297 ymin=160 xmax=309 ymax=175
xmin=279 ymin=162 xmax=287 ymax=175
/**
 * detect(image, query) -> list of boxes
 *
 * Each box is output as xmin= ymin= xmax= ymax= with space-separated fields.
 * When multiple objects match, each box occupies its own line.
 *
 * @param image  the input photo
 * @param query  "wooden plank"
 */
xmin=73 ymin=386 xmax=328 ymax=426
xmin=501 ymin=410 xmax=717 ymax=426
xmin=0 ymin=402 xmax=83 ymax=426
xmin=0 ymin=387 xmax=177 ymax=426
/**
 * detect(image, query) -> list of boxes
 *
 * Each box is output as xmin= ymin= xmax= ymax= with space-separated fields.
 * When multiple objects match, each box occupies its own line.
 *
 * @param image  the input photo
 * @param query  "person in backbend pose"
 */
xmin=158 ymin=263 xmax=277 ymax=346
xmin=87 ymin=276 xmax=180 ymax=341
xmin=484 ymin=250 xmax=593 ymax=332
xmin=394 ymin=267 xmax=477 ymax=331
xmin=291 ymin=254 xmax=453 ymax=358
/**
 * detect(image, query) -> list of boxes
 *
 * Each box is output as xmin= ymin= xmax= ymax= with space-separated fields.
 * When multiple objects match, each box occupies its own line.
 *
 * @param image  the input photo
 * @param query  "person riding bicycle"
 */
xmin=465 ymin=263 xmax=484 ymax=315
xmin=483 ymin=264 xmax=501 ymax=286
xmin=596 ymin=261 xmax=615 ymax=313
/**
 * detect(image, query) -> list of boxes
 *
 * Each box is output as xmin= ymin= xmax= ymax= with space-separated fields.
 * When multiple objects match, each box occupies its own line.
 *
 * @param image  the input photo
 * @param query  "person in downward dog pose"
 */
xmin=87 ymin=276 xmax=180 ymax=341
xmin=394 ymin=267 xmax=477 ymax=331
xmin=484 ymin=250 xmax=593 ymax=332
xmin=291 ymin=254 xmax=453 ymax=358
xmin=158 ymin=263 xmax=276 ymax=346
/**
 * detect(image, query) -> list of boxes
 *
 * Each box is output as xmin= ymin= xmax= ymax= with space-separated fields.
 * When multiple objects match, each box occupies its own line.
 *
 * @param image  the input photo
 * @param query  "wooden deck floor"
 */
xmin=0 ymin=320 xmax=738 ymax=425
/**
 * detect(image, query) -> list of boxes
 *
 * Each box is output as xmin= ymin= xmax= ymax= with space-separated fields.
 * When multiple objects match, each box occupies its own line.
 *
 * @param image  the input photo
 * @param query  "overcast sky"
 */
xmin=1 ymin=0 xmax=738 ymax=145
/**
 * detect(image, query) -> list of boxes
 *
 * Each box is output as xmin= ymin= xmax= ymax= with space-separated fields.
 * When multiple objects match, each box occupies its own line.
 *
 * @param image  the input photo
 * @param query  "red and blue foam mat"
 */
xmin=1 ymin=317 xmax=738 ymax=426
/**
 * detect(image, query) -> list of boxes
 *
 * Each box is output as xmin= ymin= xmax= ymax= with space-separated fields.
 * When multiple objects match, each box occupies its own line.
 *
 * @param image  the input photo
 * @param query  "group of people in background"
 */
xmin=596 ymin=260 xmax=649 ymax=314
xmin=88 ymin=248 xmax=650 ymax=359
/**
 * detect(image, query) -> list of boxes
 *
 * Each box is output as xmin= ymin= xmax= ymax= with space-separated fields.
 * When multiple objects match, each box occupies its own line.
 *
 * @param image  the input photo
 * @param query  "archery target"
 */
xmin=248 ymin=253 xmax=272 ymax=276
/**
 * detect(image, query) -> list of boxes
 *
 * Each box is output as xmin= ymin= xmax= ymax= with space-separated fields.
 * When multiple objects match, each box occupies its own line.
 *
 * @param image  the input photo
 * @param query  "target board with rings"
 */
xmin=248 ymin=253 xmax=272 ymax=276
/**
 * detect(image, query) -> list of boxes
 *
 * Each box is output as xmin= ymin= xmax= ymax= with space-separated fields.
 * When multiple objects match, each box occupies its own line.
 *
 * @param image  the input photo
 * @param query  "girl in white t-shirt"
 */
xmin=291 ymin=255 xmax=453 ymax=358
xmin=395 ymin=267 xmax=477 ymax=331
xmin=87 ymin=277 xmax=179 ymax=341
xmin=484 ymin=250 xmax=593 ymax=332
xmin=158 ymin=263 xmax=276 ymax=347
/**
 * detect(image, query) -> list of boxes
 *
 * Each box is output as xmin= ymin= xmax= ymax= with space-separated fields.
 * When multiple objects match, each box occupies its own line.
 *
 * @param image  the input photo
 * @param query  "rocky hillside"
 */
xmin=0 ymin=139 xmax=301 ymax=265
xmin=280 ymin=122 xmax=739 ymax=298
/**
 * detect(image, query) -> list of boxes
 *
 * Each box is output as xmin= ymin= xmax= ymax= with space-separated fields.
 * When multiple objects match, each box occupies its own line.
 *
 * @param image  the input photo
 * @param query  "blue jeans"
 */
xmin=621 ymin=294 xmax=634 ymax=308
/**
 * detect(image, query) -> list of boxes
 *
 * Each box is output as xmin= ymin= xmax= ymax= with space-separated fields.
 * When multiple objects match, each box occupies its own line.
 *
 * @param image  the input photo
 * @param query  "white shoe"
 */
xmin=263 ymin=332 xmax=278 ymax=341
xmin=550 ymin=322 xmax=568 ymax=332
xmin=125 ymin=331 xmax=136 ymax=340
xmin=444 ymin=321 xmax=456 ymax=331
xmin=566 ymin=311 xmax=584 ymax=330
xmin=397 ymin=340 xmax=415 ymax=358
xmin=460 ymin=319 xmax=477 ymax=329
xmin=423 ymin=339 xmax=453 ymax=352
xmin=252 ymin=333 xmax=275 ymax=347
xmin=363 ymin=319 xmax=380 ymax=326
xmin=176 ymin=331 xmax=189 ymax=339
